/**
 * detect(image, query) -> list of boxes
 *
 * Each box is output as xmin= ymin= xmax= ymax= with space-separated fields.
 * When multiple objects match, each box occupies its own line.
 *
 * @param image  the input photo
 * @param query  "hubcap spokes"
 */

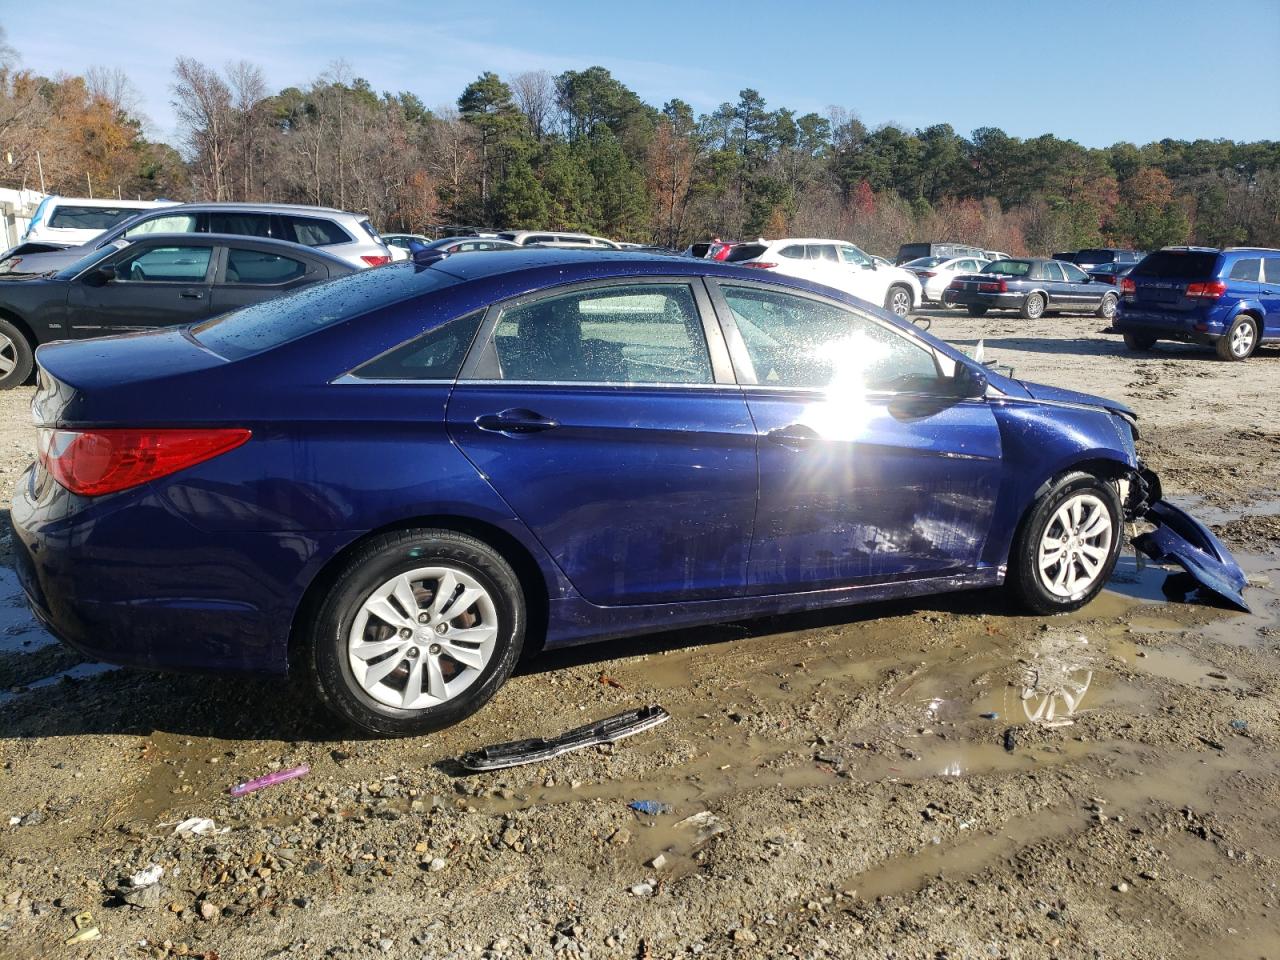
xmin=1232 ymin=324 xmax=1254 ymax=356
xmin=1036 ymin=493 xmax=1113 ymax=599
xmin=0 ymin=335 xmax=15 ymax=376
xmin=892 ymin=291 xmax=910 ymax=316
xmin=348 ymin=566 xmax=498 ymax=710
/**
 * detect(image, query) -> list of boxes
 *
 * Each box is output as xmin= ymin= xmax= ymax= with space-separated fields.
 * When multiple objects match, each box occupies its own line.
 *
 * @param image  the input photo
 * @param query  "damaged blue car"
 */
xmin=10 ymin=249 xmax=1247 ymax=735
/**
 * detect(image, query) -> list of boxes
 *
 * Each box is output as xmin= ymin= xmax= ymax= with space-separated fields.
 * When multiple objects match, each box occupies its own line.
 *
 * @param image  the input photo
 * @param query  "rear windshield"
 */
xmin=1131 ymin=251 xmax=1219 ymax=279
xmin=723 ymin=244 xmax=769 ymax=263
xmin=46 ymin=206 xmax=145 ymax=230
xmin=906 ymin=256 xmax=947 ymax=268
xmin=983 ymin=260 xmax=1031 ymax=276
xmin=358 ymin=219 xmax=383 ymax=242
xmin=1074 ymin=249 xmax=1115 ymax=263
xmin=193 ymin=263 xmax=459 ymax=360
xmin=898 ymin=245 xmax=929 ymax=259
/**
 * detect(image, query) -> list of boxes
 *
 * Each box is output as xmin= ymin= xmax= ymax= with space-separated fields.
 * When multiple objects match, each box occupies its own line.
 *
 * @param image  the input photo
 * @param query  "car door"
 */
xmin=66 ymin=242 xmax=215 ymax=336
xmin=1060 ymin=261 xmax=1102 ymax=309
xmin=837 ymin=243 xmax=882 ymax=304
xmin=707 ymin=279 xmax=1003 ymax=593
xmin=208 ymin=245 xmax=324 ymax=316
xmin=446 ymin=278 xmax=758 ymax=605
xmin=1039 ymin=260 xmax=1072 ymax=309
xmin=1260 ymin=257 xmax=1280 ymax=339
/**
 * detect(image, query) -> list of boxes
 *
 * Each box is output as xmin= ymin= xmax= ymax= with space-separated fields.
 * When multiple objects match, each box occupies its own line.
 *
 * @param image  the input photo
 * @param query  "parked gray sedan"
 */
xmin=943 ymin=258 xmax=1119 ymax=320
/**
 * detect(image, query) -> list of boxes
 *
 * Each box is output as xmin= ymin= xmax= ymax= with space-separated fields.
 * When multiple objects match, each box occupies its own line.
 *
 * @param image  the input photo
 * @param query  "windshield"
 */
xmin=983 ymin=260 xmax=1031 ymax=277
xmin=46 ymin=206 xmax=147 ymax=231
xmin=53 ymin=245 xmax=121 ymax=279
xmin=194 ymin=263 xmax=460 ymax=360
xmin=905 ymin=256 xmax=947 ymax=268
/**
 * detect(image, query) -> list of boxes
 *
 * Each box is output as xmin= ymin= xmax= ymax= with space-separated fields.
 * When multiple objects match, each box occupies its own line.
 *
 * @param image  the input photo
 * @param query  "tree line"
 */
xmin=2 ymin=32 xmax=1278 ymax=257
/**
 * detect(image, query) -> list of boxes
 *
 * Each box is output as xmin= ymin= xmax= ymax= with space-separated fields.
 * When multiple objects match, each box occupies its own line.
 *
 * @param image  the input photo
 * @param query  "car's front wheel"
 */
xmin=884 ymin=284 xmax=913 ymax=318
xmin=1216 ymin=315 xmax=1258 ymax=361
xmin=307 ymin=529 xmax=525 ymax=736
xmin=1007 ymin=472 xmax=1122 ymax=614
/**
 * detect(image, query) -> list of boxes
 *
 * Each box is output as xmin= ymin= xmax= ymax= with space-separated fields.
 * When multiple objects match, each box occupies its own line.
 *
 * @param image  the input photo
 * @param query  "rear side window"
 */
xmin=807 ymin=244 xmax=838 ymax=262
xmin=226 ymin=248 xmax=308 ymax=285
xmin=723 ymin=244 xmax=770 ymax=263
xmin=779 ymin=245 xmax=806 ymax=259
xmin=1131 ymin=251 xmax=1219 ymax=279
xmin=193 ymin=264 xmax=460 ymax=360
xmin=47 ymin=205 xmax=145 ymax=230
xmin=1265 ymin=258 xmax=1280 ymax=284
xmin=209 ymin=212 xmax=273 ymax=238
xmin=354 ymin=310 xmax=484 ymax=381
xmin=281 ymin=216 xmax=350 ymax=247
xmin=1229 ymin=258 xmax=1261 ymax=282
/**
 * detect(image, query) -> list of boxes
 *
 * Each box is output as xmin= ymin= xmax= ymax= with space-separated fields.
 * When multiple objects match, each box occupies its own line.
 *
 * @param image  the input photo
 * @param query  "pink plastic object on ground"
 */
xmin=229 ymin=764 xmax=310 ymax=798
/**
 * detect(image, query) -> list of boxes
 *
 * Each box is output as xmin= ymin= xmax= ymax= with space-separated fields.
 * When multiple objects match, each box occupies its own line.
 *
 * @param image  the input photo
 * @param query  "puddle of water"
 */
xmin=1108 ymin=637 xmax=1235 ymax=687
xmin=0 ymin=661 xmax=117 ymax=706
xmin=1177 ymin=494 xmax=1280 ymax=528
xmin=0 ymin=567 xmax=56 ymax=655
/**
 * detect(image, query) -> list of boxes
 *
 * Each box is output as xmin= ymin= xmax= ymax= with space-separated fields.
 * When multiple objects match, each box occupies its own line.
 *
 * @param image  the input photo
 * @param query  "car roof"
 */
xmin=151 ymin=202 xmax=360 ymax=217
xmin=44 ymin=196 xmax=174 ymax=208
xmin=1222 ymin=246 xmax=1280 ymax=253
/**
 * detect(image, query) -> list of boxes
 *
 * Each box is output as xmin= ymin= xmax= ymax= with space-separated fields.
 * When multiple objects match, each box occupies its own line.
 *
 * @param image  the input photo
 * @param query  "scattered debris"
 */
xmin=1197 ymin=735 xmax=1225 ymax=751
xmin=127 ymin=865 xmax=164 ymax=889
xmin=459 ymin=705 xmax=670 ymax=771
xmin=229 ymin=764 xmax=310 ymax=798
xmin=64 ymin=912 xmax=101 ymax=945
xmin=630 ymin=882 xmax=655 ymax=897
xmin=647 ymin=854 xmax=668 ymax=870
xmin=171 ymin=817 xmax=226 ymax=837
xmin=629 ymin=800 xmax=673 ymax=816
xmin=598 ymin=673 xmax=624 ymax=689
xmin=979 ymin=712 xmax=999 ymax=720
xmin=1230 ymin=719 xmax=1248 ymax=731
xmin=1003 ymin=728 xmax=1018 ymax=753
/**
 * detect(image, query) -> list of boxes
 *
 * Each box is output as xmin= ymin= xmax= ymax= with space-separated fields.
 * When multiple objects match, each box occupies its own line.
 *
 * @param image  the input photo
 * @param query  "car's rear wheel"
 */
xmin=1020 ymin=293 xmax=1046 ymax=320
xmin=1122 ymin=331 xmax=1157 ymax=350
xmin=0 ymin=319 xmax=34 ymax=390
xmin=885 ymin=284 xmax=913 ymax=318
xmin=307 ymin=529 xmax=525 ymax=736
xmin=966 ymin=306 xmax=988 ymax=317
xmin=1007 ymin=472 xmax=1122 ymax=614
xmin=1097 ymin=294 xmax=1118 ymax=320
xmin=1216 ymin=315 xmax=1258 ymax=361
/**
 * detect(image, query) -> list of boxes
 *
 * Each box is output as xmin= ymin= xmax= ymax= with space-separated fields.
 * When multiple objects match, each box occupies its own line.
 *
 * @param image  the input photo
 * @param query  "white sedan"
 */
xmin=904 ymin=256 xmax=991 ymax=303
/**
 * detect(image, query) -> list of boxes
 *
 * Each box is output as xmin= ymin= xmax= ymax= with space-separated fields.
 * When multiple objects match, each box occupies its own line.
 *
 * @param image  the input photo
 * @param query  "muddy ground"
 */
xmin=2 ymin=310 xmax=1279 ymax=960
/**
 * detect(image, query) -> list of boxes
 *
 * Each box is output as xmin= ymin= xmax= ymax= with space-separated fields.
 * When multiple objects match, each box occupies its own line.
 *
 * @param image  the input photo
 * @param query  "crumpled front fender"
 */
xmin=1132 ymin=499 xmax=1250 ymax=612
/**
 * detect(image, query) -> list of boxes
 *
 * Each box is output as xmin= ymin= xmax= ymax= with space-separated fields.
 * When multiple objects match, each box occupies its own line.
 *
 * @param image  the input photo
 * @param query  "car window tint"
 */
xmin=1061 ymin=262 xmax=1089 ymax=282
xmin=807 ymin=244 xmax=838 ymax=262
xmin=1265 ymin=258 xmax=1280 ymax=284
xmin=281 ymin=216 xmax=349 ymax=247
xmin=48 ymin=205 xmax=149 ymax=230
xmin=226 ymin=248 xmax=308 ymax=285
xmin=724 ymin=244 xmax=770 ymax=263
xmin=1229 ymin=258 xmax=1261 ymax=282
xmin=194 ymin=265 xmax=460 ymax=360
xmin=722 ymin=286 xmax=938 ymax=391
xmin=123 ymin=213 xmax=199 ymax=238
xmin=354 ymin=310 xmax=484 ymax=381
xmin=209 ymin=212 xmax=273 ymax=238
xmin=779 ymin=245 xmax=806 ymax=260
xmin=1042 ymin=262 xmax=1065 ymax=282
xmin=840 ymin=245 xmax=871 ymax=266
xmin=116 ymin=245 xmax=212 ymax=282
xmin=486 ymin=283 xmax=712 ymax=384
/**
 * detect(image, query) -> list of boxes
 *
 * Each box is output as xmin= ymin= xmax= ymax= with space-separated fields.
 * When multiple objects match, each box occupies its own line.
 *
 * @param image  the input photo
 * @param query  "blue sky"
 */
xmin=6 ymin=0 xmax=1279 ymax=147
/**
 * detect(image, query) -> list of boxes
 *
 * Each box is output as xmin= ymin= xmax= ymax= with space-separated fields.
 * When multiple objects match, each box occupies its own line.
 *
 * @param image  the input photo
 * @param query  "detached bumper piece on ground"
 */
xmin=1134 ymin=500 xmax=1250 ymax=612
xmin=459 ymin=705 xmax=671 ymax=771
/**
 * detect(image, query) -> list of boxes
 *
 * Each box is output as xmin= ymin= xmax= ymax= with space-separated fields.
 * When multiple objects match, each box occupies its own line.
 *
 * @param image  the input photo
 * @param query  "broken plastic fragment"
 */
xmin=172 ymin=817 xmax=226 ymax=837
xmin=64 ymin=912 xmax=100 ymax=945
xmin=629 ymin=800 xmax=673 ymax=816
xmin=127 ymin=865 xmax=164 ymax=889
xmin=458 ymin=705 xmax=670 ymax=772
xmin=229 ymin=764 xmax=310 ymax=798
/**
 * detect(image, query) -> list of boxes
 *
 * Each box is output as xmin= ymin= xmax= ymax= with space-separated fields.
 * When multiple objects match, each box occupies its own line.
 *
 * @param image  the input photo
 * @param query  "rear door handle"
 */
xmin=767 ymin=424 xmax=820 ymax=448
xmin=475 ymin=408 xmax=560 ymax=434
xmin=179 ymin=290 xmax=203 ymax=300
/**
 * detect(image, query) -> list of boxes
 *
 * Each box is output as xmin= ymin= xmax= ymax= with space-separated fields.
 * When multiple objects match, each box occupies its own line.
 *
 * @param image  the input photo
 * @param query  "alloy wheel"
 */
xmin=1035 ymin=492 xmax=1114 ymax=599
xmin=889 ymin=287 xmax=911 ymax=318
xmin=0 ymin=332 xmax=16 ymax=377
xmin=1231 ymin=320 xmax=1256 ymax=358
xmin=347 ymin=566 xmax=498 ymax=710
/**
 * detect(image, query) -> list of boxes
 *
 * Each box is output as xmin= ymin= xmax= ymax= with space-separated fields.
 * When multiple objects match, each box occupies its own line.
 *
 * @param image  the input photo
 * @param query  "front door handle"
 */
xmin=475 ymin=408 xmax=560 ymax=434
xmin=767 ymin=424 xmax=820 ymax=448
xmin=179 ymin=289 xmax=203 ymax=300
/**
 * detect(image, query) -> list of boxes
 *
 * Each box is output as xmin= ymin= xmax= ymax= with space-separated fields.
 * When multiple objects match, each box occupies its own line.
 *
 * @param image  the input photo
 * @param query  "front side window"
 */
xmin=115 ymin=245 xmax=212 ymax=282
xmin=721 ymin=286 xmax=939 ymax=391
xmin=484 ymin=283 xmax=712 ymax=384
xmin=123 ymin=213 xmax=199 ymax=238
xmin=225 ymin=248 xmax=307 ymax=285
xmin=1061 ymin=262 xmax=1089 ymax=282
xmin=840 ymin=244 xmax=872 ymax=267
xmin=354 ymin=310 xmax=485 ymax=381
xmin=1229 ymin=258 xmax=1261 ymax=282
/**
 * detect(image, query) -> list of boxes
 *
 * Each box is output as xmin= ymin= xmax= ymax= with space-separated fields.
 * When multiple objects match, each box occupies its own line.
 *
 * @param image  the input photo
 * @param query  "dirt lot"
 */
xmin=2 ymin=311 xmax=1280 ymax=960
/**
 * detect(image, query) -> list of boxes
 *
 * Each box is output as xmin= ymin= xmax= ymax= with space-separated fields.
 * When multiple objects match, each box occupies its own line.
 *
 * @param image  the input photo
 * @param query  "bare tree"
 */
xmin=226 ymin=60 xmax=267 ymax=200
xmin=85 ymin=65 xmax=143 ymax=117
xmin=511 ymin=69 xmax=554 ymax=141
xmin=171 ymin=57 xmax=233 ymax=200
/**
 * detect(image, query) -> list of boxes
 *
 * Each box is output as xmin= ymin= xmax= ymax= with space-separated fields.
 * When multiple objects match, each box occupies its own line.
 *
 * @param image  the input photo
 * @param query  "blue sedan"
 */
xmin=11 ymin=249 xmax=1245 ymax=735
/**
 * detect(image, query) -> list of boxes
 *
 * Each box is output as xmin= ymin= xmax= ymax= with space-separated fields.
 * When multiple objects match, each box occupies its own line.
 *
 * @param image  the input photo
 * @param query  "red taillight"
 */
xmin=741 ymin=261 xmax=777 ymax=269
xmin=361 ymin=255 xmax=392 ymax=267
xmin=919 ymin=271 xmax=936 ymax=279
xmin=37 ymin=428 xmax=251 ymax=497
xmin=1120 ymin=277 xmax=1136 ymax=296
xmin=1185 ymin=279 xmax=1227 ymax=300
xmin=978 ymin=279 xmax=1007 ymax=293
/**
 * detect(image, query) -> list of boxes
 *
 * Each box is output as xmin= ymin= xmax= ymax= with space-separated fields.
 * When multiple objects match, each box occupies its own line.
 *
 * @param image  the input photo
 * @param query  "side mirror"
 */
xmin=862 ymin=261 xmax=876 ymax=270
xmin=953 ymin=364 xmax=988 ymax=399
xmin=81 ymin=266 xmax=115 ymax=287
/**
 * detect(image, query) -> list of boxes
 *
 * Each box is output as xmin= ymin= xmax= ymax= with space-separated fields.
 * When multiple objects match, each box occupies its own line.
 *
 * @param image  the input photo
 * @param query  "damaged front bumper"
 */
xmin=1126 ymin=469 xmax=1250 ymax=612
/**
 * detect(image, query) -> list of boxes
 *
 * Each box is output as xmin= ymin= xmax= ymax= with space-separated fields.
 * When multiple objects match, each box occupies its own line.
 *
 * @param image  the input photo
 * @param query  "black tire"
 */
xmin=306 ymin=529 xmax=525 ymax=736
xmin=966 ymin=306 xmax=988 ymax=317
xmin=1216 ymin=314 xmax=1258 ymax=362
xmin=1020 ymin=292 xmax=1046 ymax=320
xmin=1097 ymin=294 xmax=1118 ymax=320
xmin=884 ymin=284 xmax=913 ymax=318
xmin=1122 ymin=331 xmax=1156 ymax=351
xmin=0 ymin=318 xmax=34 ymax=390
xmin=1007 ymin=471 xmax=1123 ymax=615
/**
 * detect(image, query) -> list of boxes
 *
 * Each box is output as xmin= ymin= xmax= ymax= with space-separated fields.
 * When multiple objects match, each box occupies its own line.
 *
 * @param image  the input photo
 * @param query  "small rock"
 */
xmin=427 ymin=858 xmax=447 ymax=872
xmin=608 ymin=828 xmax=631 ymax=846
xmin=1115 ymin=881 xmax=1129 ymax=893
xmin=629 ymin=883 xmax=654 ymax=897
xmin=732 ymin=928 xmax=758 ymax=944
xmin=647 ymin=854 xmax=667 ymax=870
xmin=378 ymin=938 xmax=393 ymax=952
xmin=198 ymin=901 xmax=218 ymax=921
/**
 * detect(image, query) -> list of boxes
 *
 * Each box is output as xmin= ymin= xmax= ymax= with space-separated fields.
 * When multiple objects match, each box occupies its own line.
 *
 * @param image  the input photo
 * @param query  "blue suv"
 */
xmin=1117 ymin=246 xmax=1280 ymax=361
